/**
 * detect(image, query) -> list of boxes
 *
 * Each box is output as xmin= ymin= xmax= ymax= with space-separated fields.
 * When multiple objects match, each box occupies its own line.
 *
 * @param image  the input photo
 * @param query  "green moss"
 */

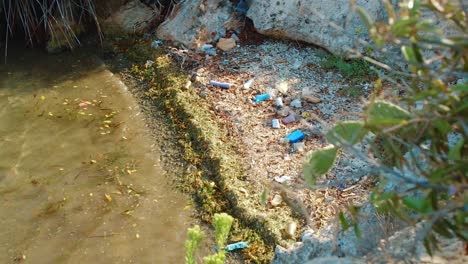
xmin=120 ymin=40 xmax=277 ymax=263
xmin=318 ymin=51 xmax=377 ymax=82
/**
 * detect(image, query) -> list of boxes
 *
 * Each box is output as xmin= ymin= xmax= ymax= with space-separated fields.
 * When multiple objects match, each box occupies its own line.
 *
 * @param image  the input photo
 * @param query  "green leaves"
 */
xmin=326 ymin=121 xmax=366 ymax=145
xmin=402 ymin=196 xmax=432 ymax=213
xmin=213 ymin=213 xmax=234 ymax=249
xmin=355 ymin=6 xmax=373 ymax=30
xmin=303 ymin=146 xmax=338 ymax=187
xmin=185 ymin=225 xmax=205 ymax=264
xmin=448 ymin=138 xmax=464 ymax=161
xmin=366 ymin=100 xmax=411 ymax=128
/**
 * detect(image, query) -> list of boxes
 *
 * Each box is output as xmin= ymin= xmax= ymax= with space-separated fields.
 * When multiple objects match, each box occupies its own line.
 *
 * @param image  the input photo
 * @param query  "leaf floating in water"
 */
xmin=79 ymin=101 xmax=91 ymax=107
xmin=104 ymin=194 xmax=112 ymax=202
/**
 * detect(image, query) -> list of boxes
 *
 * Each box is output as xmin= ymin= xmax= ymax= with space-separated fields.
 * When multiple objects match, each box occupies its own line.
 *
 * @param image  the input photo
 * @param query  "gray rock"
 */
xmin=247 ymin=0 xmax=394 ymax=57
xmin=156 ymin=0 xmax=241 ymax=50
xmin=103 ymin=0 xmax=160 ymax=34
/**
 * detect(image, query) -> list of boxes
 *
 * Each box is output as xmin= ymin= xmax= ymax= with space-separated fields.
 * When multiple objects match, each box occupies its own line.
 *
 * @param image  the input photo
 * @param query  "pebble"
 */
xmin=290 ymin=98 xmax=302 ymax=108
xmin=293 ymin=142 xmax=305 ymax=152
xmin=270 ymin=194 xmax=283 ymax=206
xmin=302 ymin=95 xmax=321 ymax=104
xmin=217 ymin=38 xmax=236 ymax=51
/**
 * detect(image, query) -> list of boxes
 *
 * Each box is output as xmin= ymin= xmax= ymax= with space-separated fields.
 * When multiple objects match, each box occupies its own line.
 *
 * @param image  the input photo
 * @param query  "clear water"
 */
xmin=0 ymin=48 xmax=192 ymax=263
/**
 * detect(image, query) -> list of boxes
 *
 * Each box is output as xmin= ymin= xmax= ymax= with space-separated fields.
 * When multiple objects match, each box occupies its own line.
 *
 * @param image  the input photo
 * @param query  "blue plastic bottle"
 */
xmin=285 ymin=130 xmax=305 ymax=143
xmin=253 ymin=93 xmax=270 ymax=102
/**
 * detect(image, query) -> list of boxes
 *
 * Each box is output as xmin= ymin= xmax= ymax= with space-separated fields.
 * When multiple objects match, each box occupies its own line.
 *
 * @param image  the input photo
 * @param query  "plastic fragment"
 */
xmin=243 ymin=78 xmax=254 ymax=89
xmin=282 ymin=113 xmax=296 ymax=124
xmin=253 ymin=93 xmax=270 ymax=102
xmin=285 ymin=130 xmax=305 ymax=143
xmin=274 ymin=175 xmax=292 ymax=183
xmin=225 ymin=241 xmax=249 ymax=252
xmin=209 ymin=80 xmax=232 ymax=89
xmin=290 ymin=98 xmax=302 ymax=108
xmin=151 ymin=40 xmax=163 ymax=48
xmin=275 ymin=97 xmax=284 ymax=108
xmin=272 ymin=119 xmax=280 ymax=128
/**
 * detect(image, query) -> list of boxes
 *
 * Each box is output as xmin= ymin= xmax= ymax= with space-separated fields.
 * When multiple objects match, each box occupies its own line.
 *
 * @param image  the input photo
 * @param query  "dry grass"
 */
xmin=2 ymin=0 xmax=101 ymax=61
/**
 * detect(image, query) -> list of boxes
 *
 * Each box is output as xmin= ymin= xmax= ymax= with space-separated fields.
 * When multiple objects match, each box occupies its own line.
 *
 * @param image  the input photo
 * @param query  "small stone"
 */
xmin=282 ymin=113 xmax=296 ymax=124
xmin=276 ymin=81 xmax=289 ymax=94
xmin=217 ymin=38 xmax=236 ymax=51
xmin=302 ymin=95 xmax=321 ymax=104
xmin=277 ymin=107 xmax=291 ymax=117
xmin=270 ymin=194 xmax=283 ymax=206
xmin=286 ymin=222 xmax=297 ymax=238
xmin=293 ymin=142 xmax=305 ymax=152
xmin=290 ymin=98 xmax=302 ymax=108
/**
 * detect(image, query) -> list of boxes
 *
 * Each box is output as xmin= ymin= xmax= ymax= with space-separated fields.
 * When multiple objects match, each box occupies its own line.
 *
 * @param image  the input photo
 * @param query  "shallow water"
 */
xmin=0 ymin=48 xmax=192 ymax=263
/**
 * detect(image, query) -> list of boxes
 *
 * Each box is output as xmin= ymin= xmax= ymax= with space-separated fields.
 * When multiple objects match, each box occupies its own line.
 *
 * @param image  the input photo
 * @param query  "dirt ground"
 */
xmin=167 ymin=36 xmax=377 ymax=238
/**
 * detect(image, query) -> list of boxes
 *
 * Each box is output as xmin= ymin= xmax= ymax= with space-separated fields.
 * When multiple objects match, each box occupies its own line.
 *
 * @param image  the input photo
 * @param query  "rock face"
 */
xmin=247 ymin=0 xmax=393 ymax=56
xmin=103 ymin=0 xmax=159 ymax=34
xmin=156 ymin=0 xmax=240 ymax=50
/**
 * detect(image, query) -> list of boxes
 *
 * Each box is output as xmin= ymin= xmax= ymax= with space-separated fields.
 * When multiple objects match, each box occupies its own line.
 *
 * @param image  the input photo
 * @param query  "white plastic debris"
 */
xmin=151 ymin=40 xmax=163 ymax=48
xmin=243 ymin=78 xmax=254 ymax=89
xmin=274 ymin=175 xmax=292 ymax=183
xmin=145 ymin=60 xmax=154 ymax=68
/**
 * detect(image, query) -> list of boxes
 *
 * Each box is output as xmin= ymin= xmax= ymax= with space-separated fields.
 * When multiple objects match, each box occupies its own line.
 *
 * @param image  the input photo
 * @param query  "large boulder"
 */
xmin=156 ymin=0 xmax=241 ymax=50
xmin=247 ymin=0 xmax=393 ymax=57
xmin=102 ymin=0 xmax=160 ymax=34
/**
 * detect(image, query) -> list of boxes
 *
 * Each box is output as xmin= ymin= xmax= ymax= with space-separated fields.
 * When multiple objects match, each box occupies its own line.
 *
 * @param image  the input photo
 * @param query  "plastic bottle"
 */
xmin=253 ymin=93 xmax=270 ymax=102
xmin=225 ymin=241 xmax=249 ymax=252
xmin=209 ymin=80 xmax=231 ymax=89
xmin=285 ymin=130 xmax=305 ymax=143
